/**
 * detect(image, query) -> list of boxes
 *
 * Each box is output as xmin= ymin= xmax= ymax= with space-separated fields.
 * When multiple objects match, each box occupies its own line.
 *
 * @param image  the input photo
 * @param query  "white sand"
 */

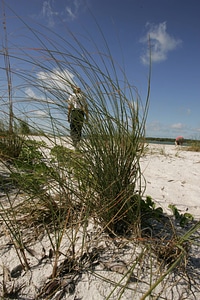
xmin=0 ymin=141 xmax=199 ymax=299
xmin=141 ymin=143 xmax=200 ymax=219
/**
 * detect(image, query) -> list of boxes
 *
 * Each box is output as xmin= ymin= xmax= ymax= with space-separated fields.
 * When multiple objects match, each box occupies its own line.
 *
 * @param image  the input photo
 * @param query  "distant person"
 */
xmin=67 ymin=86 xmax=88 ymax=148
xmin=175 ymin=136 xmax=184 ymax=146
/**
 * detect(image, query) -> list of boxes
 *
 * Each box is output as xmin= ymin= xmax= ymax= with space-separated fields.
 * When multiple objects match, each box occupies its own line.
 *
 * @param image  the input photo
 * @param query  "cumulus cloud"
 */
xmin=37 ymin=68 xmax=75 ymax=93
xmin=24 ymin=87 xmax=48 ymax=103
xmin=140 ymin=22 xmax=182 ymax=65
xmin=23 ymin=68 xmax=75 ymax=108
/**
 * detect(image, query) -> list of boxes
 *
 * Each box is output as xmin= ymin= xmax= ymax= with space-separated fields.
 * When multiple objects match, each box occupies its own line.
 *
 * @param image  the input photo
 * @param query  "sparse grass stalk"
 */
xmin=140 ymin=252 xmax=184 ymax=300
xmin=141 ymin=221 xmax=200 ymax=299
xmin=51 ymin=207 xmax=71 ymax=278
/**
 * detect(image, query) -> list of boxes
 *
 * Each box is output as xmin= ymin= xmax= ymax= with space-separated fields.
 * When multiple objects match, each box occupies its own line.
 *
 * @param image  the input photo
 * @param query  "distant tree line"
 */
xmin=0 ymin=119 xmax=38 ymax=135
xmin=145 ymin=137 xmax=200 ymax=144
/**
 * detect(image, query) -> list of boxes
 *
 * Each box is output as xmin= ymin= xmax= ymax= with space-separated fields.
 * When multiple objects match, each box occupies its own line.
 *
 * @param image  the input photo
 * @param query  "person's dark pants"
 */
xmin=70 ymin=109 xmax=84 ymax=147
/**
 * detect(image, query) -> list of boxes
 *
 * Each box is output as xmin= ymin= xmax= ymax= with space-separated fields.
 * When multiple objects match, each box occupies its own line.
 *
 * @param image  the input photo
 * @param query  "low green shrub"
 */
xmin=11 ymin=140 xmax=53 ymax=194
xmin=50 ymin=145 xmax=72 ymax=165
xmin=169 ymin=204 xmax=194 ymax=227
xmin=141 ymin=195 xmax=164 ymax=221
xmin=14 ymin=140 xmax=45 ymax=168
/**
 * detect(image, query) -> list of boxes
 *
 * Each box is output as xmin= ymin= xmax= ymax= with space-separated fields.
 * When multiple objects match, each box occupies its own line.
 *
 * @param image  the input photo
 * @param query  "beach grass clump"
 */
xmin=78 ymin=97 xmax=146 ymax=235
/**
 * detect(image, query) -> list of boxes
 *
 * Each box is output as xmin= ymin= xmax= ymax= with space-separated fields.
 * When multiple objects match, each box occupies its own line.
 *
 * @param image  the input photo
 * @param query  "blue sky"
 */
xmin=1 ymin=0 xmax=200 ymax=138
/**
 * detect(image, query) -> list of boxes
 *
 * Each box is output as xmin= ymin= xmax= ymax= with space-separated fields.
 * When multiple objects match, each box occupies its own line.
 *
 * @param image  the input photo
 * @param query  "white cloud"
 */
xmin=66 ymin=7 xmax=76 ymax=20
xmin=25 ymin=87 xmax=47 ymax=102
xmin=39 ymin=0 xmax=86 ymax=25
xmin=36 ymin=68 xmax=75 ymax=93
xmin=32 ymin=110 xmax=47 ymax=117
xmin=41 ymin=0 xmax=59 ymax=27
xmin=140 ymin=22 xmax=182 ymax=65
xmin=25 ymin=88 xmax=38 ymax=99
xmin=65 ymin=0 xmax=84 ymax=21
xmin=171 ymin=123 xmax=184 ymax=129
xmin=22 ymin=69 xmax=75 ymax=108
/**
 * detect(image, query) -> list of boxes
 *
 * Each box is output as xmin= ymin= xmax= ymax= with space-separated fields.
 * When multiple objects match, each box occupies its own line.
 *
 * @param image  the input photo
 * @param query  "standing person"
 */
xmin=67 ymin=87 xmax=88 ymax=148
xmin=175 ymin=136 xmax=184 ymax=146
